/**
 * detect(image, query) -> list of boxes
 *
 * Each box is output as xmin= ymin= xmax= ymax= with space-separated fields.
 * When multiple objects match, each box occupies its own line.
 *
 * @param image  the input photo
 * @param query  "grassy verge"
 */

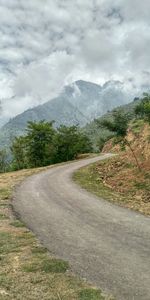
xmin=0 ymin=166 xmax=113 ymax=300
xmin=74 ymin=155 xmax=150 ymax=216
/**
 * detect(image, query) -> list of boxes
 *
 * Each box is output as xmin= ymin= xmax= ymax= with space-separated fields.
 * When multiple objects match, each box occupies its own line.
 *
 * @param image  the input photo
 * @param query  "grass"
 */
xmin=79 ymin=289 xmax=105 ymax=300
xmin=134 ymin=181 xmax=150 ymax=191
xmin=31 ymin=246 xmax=48 ymax=254
xmin=10 ymin=220 xmax=25 ymax=228
xmin=0 ymin=232 xmax=20 ymax=254
xmin=0 ymin=213 xmax=8 ymax=220
xmin=130 ymin=119 xmax=145 ymax=135
xmin=22 ymin=258 xmax=69 ymax=273
xmin=0 ymin=166 xmax=113 ymax=300
xmin=73 ymin=162 xmax=121 ymax=203
xmin=0 ymin=188 xmax=11 ymax=200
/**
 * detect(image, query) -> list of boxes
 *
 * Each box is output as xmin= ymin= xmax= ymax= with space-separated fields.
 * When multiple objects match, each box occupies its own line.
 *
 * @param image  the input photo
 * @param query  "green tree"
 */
xmin=100 ymin=111 xmax=129 ymax=137
xmin=11 ymin=136 xmax=27 ymax=170
xmin=135 ymin=93 xmax=150 ymax=123
xmin=99 ymin=110 xmax=141 ymax=170
xmin=0 ymin=149 xmax=8 ymax=173
xmin=26 ymin=121 xmax=56 ymax=168
xmin=53 ymin=125 xmax=92 ymax=163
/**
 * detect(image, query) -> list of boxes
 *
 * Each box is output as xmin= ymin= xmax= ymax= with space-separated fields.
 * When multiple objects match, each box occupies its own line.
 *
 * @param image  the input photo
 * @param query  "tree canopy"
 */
xmin=53 ymin=125 xmax=92 ymax=163
xmin=0 ymin=149 xmax=8 ymax=173
xmin=99 ymin=110 xmax=130 ymax=139
xmin=26 ymin=121 xmax=55 ymax=167
xmin=11 ymin=121 xmax=92 ymax=170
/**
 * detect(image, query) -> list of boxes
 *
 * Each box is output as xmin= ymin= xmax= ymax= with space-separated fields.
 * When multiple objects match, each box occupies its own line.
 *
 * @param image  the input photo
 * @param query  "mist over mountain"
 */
xmin=0 ymin=80 xmax=136 ymax=149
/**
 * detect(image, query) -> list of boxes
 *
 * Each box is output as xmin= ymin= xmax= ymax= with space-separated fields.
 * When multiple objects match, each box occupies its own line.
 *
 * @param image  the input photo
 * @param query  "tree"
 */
xmin=26 ymin=121 xmax=56 ymax=168
xmin=0 ymin=149 xmax=8 ymax=173
xmin=53 ymin=125 xmax=92 ymax=163
xmin=135 ymin=93 xmax=150 ymax=123
xmin=11 ymin=121 xmax=56 ymax=169
xmin=11 ymin=136 xmax=27 ymax=170
xmin=99 ymin=110 xmax=141 ymax=171
xmin=100 ymin=111 xmax=129 ymax=138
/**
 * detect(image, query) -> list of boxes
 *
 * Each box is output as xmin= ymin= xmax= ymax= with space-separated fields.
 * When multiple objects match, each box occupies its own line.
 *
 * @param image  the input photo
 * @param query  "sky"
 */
xmin=0 ymin=0 xmax=150 ymax=126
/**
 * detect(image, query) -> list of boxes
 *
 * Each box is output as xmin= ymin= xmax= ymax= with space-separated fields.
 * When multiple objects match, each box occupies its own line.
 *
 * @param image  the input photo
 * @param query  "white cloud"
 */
xmin=14 ymin=51 xmax=76 ymax=102
xmin=0 ymin=0 xmax=150 ymax=126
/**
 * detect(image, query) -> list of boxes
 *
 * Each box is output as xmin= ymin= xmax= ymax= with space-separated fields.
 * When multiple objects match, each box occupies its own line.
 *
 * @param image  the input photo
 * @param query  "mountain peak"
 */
xmin=75 ymin=79 xmax=100 ymax=88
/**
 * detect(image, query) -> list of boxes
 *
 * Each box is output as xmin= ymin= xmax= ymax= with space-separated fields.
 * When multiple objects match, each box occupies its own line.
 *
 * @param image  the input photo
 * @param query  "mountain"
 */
xmin=0 ymin=80 xmax=134 ymax=149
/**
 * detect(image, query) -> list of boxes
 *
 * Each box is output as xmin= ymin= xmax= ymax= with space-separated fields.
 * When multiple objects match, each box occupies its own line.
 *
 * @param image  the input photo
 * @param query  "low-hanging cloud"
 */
xmin=0 ymin=0 xmax=150 ymax=126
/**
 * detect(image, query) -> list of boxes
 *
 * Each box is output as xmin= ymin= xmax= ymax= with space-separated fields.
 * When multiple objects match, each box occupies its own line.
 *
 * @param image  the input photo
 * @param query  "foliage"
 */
xmin=10 ymin=121 xmax=92 ymax=170
xmin=11 ymin=121 xmax=55 ymax=169
xmin=135 ymin=93 xmax=150 ymax=123
xmin=53 ymin=125 xmax=92 ymax=163
xmin=26 ymin=121 xmax=56 ymax=168
xmin=10 ymin=136 xmax=28 ymax=170
xmin=0 ymin=149 xmax=8 ymax=173
xmin=99 ymin=110 xmax=130 ymax=138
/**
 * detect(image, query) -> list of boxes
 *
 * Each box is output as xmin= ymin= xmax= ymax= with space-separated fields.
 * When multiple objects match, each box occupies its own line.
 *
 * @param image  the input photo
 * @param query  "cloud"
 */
xmin=0 ymin=0 xmax=150 ymax=126
xmin=14 ymin=51 xmax=77 ymax=101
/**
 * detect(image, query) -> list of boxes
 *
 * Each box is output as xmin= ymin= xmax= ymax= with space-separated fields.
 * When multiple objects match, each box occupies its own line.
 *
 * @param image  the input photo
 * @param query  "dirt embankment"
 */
xmin=98 ymin=122 xmax=150 ymax=214
xmin=103 ymin=122 xmax=150 ymax=159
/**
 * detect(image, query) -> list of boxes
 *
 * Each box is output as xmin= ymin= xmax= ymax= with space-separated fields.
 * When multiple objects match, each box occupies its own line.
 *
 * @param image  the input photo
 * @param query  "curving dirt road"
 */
xmin=13 ymin=154 xmax=150 ymax=300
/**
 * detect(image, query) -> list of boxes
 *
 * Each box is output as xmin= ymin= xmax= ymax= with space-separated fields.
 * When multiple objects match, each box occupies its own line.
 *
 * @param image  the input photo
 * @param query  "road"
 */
xmin=13 ymin=154 xmax=150 ymax=300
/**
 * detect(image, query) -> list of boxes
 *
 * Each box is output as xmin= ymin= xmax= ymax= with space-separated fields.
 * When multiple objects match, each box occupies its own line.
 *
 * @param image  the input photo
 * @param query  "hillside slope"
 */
xmin=75 ymin=121 xmax=150 ymax=215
